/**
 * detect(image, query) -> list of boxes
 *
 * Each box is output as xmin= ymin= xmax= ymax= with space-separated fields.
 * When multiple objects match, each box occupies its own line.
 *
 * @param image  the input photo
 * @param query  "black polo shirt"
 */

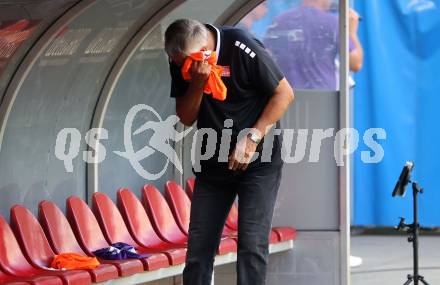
xmin=169 ymin=24 xmax=285 ymax=178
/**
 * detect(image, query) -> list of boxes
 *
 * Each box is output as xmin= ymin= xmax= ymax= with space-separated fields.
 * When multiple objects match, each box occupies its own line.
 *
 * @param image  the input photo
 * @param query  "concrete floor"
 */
xmin=351 ymin=235 xmax=440 ymax=284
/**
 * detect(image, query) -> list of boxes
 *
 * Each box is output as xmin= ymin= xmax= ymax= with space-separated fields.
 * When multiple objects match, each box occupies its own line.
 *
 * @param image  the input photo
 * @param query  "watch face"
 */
xmin=248 ymin=132 xmax=261 ymax=144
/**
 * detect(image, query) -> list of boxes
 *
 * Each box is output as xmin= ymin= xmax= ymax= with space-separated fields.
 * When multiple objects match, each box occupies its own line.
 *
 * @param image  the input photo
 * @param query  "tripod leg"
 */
xmin=418 ymin=276 xmax=429 ymax=285
xmin=403 ymin=276 xmax=414 ymax=285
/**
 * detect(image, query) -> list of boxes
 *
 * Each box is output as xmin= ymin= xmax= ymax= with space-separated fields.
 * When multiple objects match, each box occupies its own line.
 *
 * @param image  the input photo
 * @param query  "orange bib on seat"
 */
xmin=181 ymin=51 xmax=227 ymax=101
xmin=51 ymin=253 xmax=100 ymax=270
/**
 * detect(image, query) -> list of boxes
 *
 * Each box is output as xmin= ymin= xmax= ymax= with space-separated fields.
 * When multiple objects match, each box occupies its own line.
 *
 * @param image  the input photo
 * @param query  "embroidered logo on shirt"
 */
xmin=219 ymin=65 xmax=231 ymax=77
xmin=234 ymin=40 xmax=256 ymax=59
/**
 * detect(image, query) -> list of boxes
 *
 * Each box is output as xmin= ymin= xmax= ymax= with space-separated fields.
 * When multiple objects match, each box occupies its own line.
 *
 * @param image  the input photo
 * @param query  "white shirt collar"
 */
xmin=206 ymin=24 xmax=221 ymax=63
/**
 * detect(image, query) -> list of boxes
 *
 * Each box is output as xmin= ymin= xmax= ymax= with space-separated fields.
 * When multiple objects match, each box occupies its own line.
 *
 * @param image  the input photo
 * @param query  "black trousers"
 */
xmin=182 ymin=165 xmax=283 ymax=285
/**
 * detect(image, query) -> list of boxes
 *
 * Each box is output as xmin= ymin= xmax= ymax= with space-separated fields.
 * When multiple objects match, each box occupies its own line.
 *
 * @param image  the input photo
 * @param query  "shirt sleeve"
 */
xmin=238 ymin=31 xmax=285 ymax=97
xmin=169 ymin=60 xmax=189 ymax=98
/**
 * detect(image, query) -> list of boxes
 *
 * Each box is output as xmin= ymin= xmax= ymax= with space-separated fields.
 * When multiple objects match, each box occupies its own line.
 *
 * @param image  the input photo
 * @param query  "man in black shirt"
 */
xmin=165 ymin=19 xmax=294 ymax=285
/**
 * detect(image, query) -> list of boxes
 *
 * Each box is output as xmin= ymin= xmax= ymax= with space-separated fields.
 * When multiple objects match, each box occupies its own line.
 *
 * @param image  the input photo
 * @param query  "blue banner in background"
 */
xmin=353 ymin=0 xmax=440 ymax=226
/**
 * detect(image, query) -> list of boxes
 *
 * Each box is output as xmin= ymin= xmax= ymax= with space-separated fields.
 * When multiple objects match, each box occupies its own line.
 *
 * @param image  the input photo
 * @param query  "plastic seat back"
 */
xmin=66 ymin=196 xmax=110 ymax=255
xmin=10 ymin=205 xmax=56 ymax=269
xmin=39 ymin=200 xmax=86 ymax=255
xmin=117 ymin=189 xmax=165 ymax=247
xmin=142 ymin=185 xmax=187 ymax=244
xmin=185 ymin=178 xmax=195 ymax=199
xmin=165 ymin=181 xmax=191 ymax=234
xmin=0 ymin=215 xmax=37 ymax=276
xmin=92 ymin=192 xmax=137 ymax=246
xmin=39 ymin=201 xmax=121 ymax=282
xmin=0 ymin=270 xmax=31 ymax=285
xmin=225 ymin=203 xmax=239 ymax=231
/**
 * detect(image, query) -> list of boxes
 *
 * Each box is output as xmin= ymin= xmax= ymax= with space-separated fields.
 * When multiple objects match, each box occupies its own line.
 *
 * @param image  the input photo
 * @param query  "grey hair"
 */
xmin=164 ymin=19 xmax=208 ymax=57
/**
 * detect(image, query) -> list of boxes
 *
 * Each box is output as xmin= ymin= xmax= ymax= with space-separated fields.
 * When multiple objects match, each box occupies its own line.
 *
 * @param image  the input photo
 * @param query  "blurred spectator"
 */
xmin=263 ymin=0 xmax=363 ymax=90
xmin=237 ymin=3 xmax=269 ymax=38
xmin=239 ymin=0 xmax=298 ymax=39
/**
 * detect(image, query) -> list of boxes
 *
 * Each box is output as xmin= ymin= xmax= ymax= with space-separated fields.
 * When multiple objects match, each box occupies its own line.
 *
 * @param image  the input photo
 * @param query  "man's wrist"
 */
xmin=247 ymin=129 xmax=262 ymax=144
xmin=189 ymin=79 xmax=205 ymax=91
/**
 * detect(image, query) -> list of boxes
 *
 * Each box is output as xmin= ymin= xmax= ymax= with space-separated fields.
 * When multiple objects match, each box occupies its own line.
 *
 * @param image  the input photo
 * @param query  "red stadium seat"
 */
xmin=225 ymin=202 xmax=239 ymax=231
xmin=0 ymin=269 xmax=60 ymax=285
xmin=142 ymin=185 xmax=187 ymax=245
xmin=38 ymin=200 xmax=125 ymax=281
xmin=272 ymin=227 xmax=297 ymax=242
xmin=0 ymin=274 xmax=29 ymax=285
xmin=91 ymin=192 xmax=170 ymax=271
xmin=0 ymin=216 xmax=63 ymax=285
xmin=9 ymin=205 xmax=92 ymax=285
xmin=117 ymin=189 xmax=187 ymax=265
xmin=0 ymin=270 xmax=31 ymax=285
xmin=65 ymin=196 xmax=144 ymax=276
xmin=164 ymin=181 xmax=191 ymax=234
xmin=39 ymin=201 xmax=86 ymax=254
xmin=185 ymin=177 xmax=195 ymax=199
xmin=143 ymin=184 xmax=237 ymax=255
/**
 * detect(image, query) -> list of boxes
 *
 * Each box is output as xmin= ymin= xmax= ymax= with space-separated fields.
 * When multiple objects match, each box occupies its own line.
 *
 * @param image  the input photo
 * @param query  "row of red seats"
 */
xmin=0 ymin=178 xmax=296 ymax=285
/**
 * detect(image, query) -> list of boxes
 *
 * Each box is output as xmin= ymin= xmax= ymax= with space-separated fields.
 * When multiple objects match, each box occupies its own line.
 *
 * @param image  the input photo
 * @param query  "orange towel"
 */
xmin=181 ymin=51 xmax=227 ymax=101
xmin=51 ymin=253 xmax=100 ymax=270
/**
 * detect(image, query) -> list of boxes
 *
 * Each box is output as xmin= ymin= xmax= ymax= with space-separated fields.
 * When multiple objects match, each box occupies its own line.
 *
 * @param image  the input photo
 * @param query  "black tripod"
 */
xmin=395 ymin=182 xmax=430 ymax=285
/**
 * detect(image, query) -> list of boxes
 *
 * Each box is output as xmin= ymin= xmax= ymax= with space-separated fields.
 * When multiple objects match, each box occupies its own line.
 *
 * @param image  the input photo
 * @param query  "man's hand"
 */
xmin=176 ymin=60 xmax=211 ymax=126
xmin=189 ymin=60 xmax=211 ymax=88
xmin=228 ymin=134 xmax=259 ymax=171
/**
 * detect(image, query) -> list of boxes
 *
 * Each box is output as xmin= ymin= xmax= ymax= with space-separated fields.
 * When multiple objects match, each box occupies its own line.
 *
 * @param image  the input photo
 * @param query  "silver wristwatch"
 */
xmin=247 ymin=130 xmax=262 ymax=144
